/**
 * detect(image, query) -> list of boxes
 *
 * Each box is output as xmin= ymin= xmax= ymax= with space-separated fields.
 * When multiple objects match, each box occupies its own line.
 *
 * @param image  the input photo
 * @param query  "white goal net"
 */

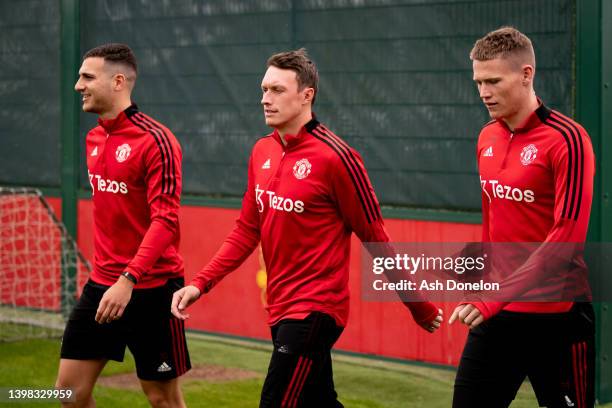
xmin=0 ymin=187 xmax=90 ymax=342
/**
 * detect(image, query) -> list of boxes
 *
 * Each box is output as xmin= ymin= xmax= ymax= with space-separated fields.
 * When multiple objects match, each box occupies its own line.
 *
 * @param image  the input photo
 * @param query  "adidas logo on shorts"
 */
xmin=157 ymin=362 xmax=172 ymax=372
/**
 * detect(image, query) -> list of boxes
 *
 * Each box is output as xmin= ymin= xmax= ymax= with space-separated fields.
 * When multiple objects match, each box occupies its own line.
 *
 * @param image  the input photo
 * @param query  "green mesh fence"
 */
xmin=0 ymin=0 xmax=61 ymax=187
xmin=0 ymin=0 xmax=575 ymax=211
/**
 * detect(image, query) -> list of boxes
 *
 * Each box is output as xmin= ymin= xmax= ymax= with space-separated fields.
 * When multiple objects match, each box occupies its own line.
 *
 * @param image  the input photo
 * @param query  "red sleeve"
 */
xmin=125 ymin=131 xmax=182 ymax=281
xmin=190 ymin=154 xmax=260 ymax=294
xmin=543 ymin=123 xmax=594 ymax=243
xmin=330 ymin=148 xmax=438 ymax=325
xmin=126 ymin=131 xmax=182 ymax=279
xmin=470 ymin=124 xmax=595 ymax=320
xmin=329 ymin=148 xmax=388 ymax=243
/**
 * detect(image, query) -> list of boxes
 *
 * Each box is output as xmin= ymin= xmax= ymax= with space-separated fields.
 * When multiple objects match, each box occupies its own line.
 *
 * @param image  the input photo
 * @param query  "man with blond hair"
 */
xmin=449 ymin=27 xmax=595 ymax=407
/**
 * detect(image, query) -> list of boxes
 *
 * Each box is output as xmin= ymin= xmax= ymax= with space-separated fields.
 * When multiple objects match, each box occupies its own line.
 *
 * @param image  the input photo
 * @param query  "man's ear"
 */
xmin=521 ymin=64 xmax=534 ymax=86
xmin=303 ymin=87 xmax=315 ymax=105
xmin=112 ymin=73 xmax=127 ymax=91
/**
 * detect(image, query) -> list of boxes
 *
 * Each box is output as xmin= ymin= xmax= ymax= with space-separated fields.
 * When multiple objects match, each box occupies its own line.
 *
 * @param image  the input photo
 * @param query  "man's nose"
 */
xmin=479 ymin=84 xmax=491 ymax=99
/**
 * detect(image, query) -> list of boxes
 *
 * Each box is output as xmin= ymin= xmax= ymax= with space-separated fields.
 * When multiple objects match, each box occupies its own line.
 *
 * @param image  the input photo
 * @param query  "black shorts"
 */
xmin=453 ymin=302 xmax=595 ymax=408
xmin=60 ymin=278 xmax=191 ymax=381
xmin=260 ymin=312 xmax=344 ymax=408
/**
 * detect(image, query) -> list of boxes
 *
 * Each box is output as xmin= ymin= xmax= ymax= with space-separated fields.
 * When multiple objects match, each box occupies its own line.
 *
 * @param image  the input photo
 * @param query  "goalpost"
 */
xmin=0 ymin=186 xmax=90 ymax=342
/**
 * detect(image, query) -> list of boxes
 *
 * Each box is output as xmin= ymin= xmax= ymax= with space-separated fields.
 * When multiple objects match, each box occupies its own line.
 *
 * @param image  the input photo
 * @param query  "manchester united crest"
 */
xmin=115 ymin=143 xmax=131 ymax=163
xmin=293 ymin=158 xmax=312 ymax=180
xmin=520 ymin=144 xmax=537 ymax=166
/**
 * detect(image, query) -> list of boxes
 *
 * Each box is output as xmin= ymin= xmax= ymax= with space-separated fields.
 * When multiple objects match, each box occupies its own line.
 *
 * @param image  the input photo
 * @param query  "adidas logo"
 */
xmin=277 ymin=345 xmax=289 ymax=354
xmin=262 ymin=159 xmax=271 ymax=169
xmin=157 ymin=362 xmax=172 ymax=373
xmin=564 ymin=395 xmax=574 ymax=407
xmin=483 ymin=146 xmax=493 ymax=157
xmin=91 ymin=146 xmax=98 ymax=157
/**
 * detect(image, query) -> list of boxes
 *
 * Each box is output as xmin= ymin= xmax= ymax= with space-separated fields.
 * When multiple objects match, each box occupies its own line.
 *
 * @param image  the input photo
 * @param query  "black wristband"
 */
xmin=121 ymin=271 xmax=137 ymax=284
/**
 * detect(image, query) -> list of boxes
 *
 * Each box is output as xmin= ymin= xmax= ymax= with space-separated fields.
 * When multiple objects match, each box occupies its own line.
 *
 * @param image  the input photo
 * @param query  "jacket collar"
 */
xmin=97 ymin=103 xmax=139 ymax=133
xmin=272 ymin=115 xmax=320 ymax=149
xmin=498 ymin=98 xmax=551 ymax=133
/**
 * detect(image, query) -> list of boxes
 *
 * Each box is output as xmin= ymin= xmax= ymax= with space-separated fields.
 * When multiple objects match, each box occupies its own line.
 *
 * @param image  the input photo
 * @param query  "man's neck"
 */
xmin=99 ymin=99 xmax=132 ymax=120
xmin=503 ymin=92 xmax=539 ymax=131
xmin=277 ymin=111 xmax=313 ymax=146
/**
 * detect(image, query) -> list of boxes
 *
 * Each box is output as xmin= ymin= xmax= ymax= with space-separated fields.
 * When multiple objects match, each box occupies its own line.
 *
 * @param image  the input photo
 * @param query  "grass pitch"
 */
xmin=0 ymin=324 xmax=608 ymax=407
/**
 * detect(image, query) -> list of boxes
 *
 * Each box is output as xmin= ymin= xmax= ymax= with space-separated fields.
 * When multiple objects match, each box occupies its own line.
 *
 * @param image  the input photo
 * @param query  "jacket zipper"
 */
xmin=268 ymin=144 xmax=287 ymax=190
xmin=274 ymin=151 xmax=286 ymax=179
xmin=97 ymin=132 xmax=111 ymax=176
xmin=501 ymin=131 xmax=514 ymax=169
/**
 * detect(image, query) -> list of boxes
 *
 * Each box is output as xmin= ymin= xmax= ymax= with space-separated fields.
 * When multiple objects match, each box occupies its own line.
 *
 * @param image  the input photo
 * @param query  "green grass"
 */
xmin=0 ymin=309 xmax=63 ymax=342
xmin=0 ymin=330 xmax=610 ymax=407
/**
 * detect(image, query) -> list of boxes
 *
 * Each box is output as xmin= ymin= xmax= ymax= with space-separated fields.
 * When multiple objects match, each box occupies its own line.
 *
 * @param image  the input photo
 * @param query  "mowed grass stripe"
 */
xmin=2 ymin=329 xmax=607 ymax=407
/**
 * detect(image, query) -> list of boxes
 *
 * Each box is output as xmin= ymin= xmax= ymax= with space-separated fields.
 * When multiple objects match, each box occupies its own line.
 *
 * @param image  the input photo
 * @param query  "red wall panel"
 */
xmin=48 ymin=197 xmax=61 ymax=219
xmin=76 ymin=200 xmax=482 ymax=366
xmin=0 ymin=196 xmax=64 ymax=311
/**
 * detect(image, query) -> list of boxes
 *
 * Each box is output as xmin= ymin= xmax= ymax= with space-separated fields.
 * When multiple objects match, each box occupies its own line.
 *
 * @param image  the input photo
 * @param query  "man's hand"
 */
xmin=419 ymin=308 xmax=444 ymax=333
xmin=449 ymin=303 xmax=484 ymax=329
xmin=171 ymin=285 xmax=201 ymax=320
xmin=95 ymin=275 xmax=134 ymax=324
xmin=405 ymin=301 xmax=443 ymax=333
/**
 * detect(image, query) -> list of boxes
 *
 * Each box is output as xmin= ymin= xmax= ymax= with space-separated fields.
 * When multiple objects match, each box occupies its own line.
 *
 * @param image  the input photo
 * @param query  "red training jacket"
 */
xmin=473 ymin=102 xmax=595 ymax=319
xmin=86 ymin=104 xmax=184 ymax=288
xmin=191 ymin=117 xmax=437 ymax=327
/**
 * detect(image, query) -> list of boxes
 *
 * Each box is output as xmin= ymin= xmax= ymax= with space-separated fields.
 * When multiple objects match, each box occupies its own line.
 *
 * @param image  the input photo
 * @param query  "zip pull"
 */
xmin=501 ymin=132 xmax=514 ymax=169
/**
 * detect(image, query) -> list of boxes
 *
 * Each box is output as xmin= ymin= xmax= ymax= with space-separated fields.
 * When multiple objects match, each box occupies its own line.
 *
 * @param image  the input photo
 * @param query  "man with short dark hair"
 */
xmin=55 ymin=43 xmax=190 ymax=408
xmin=449 ymin=27 xmax=595 ymax=407
xmin=171 ymin=48 xmax=443 ymax=407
